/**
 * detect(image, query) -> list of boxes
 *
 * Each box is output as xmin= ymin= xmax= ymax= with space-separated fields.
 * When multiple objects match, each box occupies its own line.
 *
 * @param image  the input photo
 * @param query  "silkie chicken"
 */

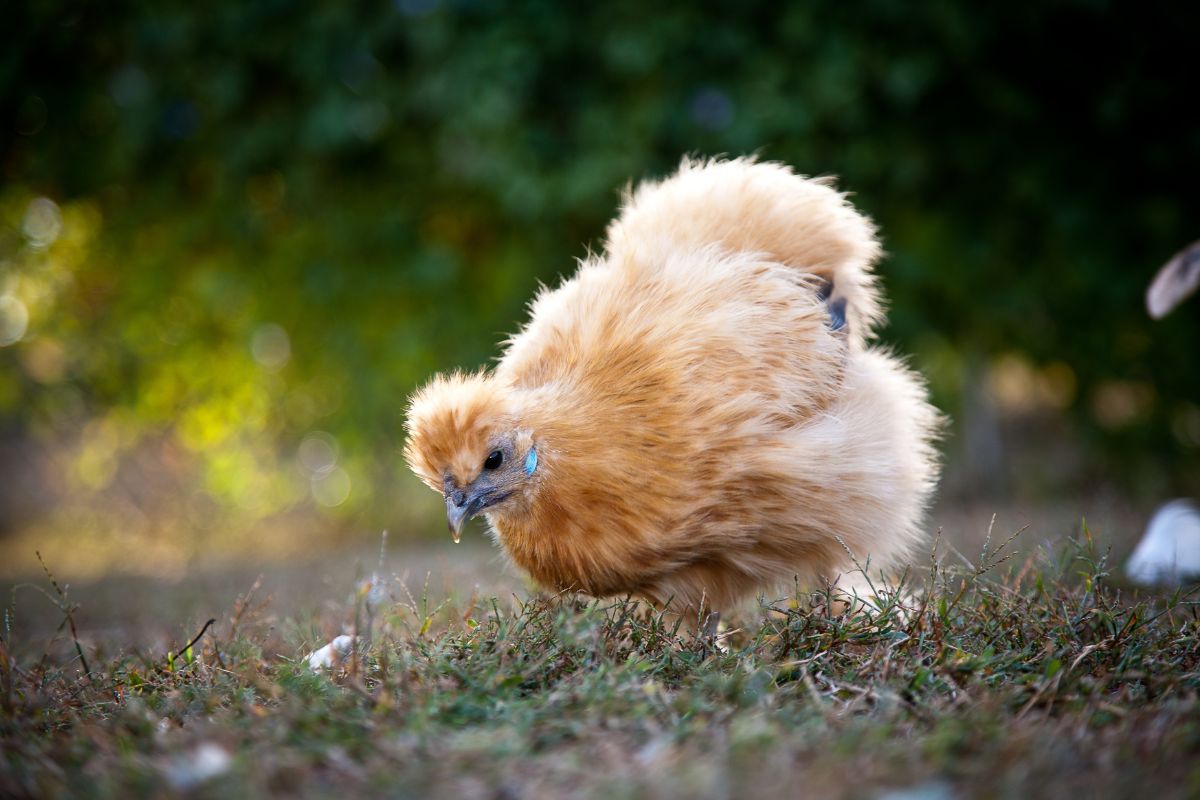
xmin=404 ymin=157 xmax=941 ymax=620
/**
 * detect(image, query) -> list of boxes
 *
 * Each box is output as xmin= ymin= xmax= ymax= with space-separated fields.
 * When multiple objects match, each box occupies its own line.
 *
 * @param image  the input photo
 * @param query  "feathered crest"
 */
xmin=404 ymin=371 xmax=513 ymax=491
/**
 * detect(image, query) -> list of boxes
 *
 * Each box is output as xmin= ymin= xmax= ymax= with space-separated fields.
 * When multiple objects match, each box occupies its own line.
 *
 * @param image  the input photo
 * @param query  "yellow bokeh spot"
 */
xmin=74 ymin=418 xmax=121 ymax=490
xmin=20 ymin=337 xmax=67 ymax=383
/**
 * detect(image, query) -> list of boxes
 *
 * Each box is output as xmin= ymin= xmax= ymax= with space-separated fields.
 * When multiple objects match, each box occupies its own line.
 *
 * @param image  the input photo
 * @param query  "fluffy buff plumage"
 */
xmin=405 ymin=157 xmax=941 ymax=616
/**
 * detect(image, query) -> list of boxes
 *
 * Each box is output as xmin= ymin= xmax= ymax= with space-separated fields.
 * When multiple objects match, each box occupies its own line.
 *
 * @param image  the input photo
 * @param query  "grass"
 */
xmin=2 ymin=528 xmax=1199 ymax=799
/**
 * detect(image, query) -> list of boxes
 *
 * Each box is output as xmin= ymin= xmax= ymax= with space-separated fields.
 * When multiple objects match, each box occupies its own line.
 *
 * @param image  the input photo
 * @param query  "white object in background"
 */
xmin=163 ymin=742 xmax=233 ymax=791
xmin=305 ymin=634 xmax=357 ymax=670
xmin=1126 ymin=500 xmax=1200 ymax=585
xmin=1146 ymin=240 xmax=1200 ymax=319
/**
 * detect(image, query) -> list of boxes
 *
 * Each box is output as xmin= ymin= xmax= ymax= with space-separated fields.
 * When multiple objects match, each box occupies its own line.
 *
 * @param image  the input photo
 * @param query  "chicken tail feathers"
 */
xmin=605 ymin=156 xmax=885 ymax=342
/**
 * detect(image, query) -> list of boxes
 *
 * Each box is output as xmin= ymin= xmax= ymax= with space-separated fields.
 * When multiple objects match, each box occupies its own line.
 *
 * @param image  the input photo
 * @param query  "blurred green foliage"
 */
xmin=1 ymin=0 xmax=1198 ymax=544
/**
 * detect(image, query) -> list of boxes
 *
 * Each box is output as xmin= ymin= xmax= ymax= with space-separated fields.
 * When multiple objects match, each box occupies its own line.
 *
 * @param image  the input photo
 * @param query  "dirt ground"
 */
xmin=0 ymin=492 xmax=1155 ymax=660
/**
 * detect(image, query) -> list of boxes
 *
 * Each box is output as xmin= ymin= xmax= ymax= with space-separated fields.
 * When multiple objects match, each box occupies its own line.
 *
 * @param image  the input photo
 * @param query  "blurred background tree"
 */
xmin=2 ymin=0 xmax=1197 ymax=576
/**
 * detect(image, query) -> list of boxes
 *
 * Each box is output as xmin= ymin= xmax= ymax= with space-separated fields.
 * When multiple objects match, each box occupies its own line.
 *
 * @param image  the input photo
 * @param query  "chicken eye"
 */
xmin=483 ymin=450 xmax=504 ymax=470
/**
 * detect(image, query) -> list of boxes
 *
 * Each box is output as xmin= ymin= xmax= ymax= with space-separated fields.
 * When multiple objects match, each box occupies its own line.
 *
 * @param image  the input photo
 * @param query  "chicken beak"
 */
xmin=445 ymin=486 xmax=509 ymax=544
xmin=446 ymin=496 xmax=471 ymax=544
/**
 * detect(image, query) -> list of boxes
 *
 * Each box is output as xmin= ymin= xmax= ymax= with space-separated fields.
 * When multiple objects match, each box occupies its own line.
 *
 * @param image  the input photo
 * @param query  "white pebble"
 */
xmin=163 ymin=742 xmax=232 ymax=790
xmin=305 ymin=634 xmax=358 ymax=670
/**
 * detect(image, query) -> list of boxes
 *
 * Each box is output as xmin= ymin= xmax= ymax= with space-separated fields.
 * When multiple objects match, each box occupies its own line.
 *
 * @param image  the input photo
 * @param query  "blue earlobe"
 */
xmin=524 ymin=447 xmax=538 ymax=476
xmin=827 ymin=297 xmax=847 ymax=331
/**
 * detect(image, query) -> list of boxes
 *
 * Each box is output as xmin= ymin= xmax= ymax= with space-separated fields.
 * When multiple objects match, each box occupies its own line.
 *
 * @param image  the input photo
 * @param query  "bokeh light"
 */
xmin=298 ymin=431 xmax=339 ymax=477
xmin=251 ymin=324 xmax=292 ymax=371
xmin=22 ymin=198 xmax=62 ymax=248
xmin=312 ymin=466 xmax=352 ymax=508
xmin=0 ymin=295 xmax=29 ymax=346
